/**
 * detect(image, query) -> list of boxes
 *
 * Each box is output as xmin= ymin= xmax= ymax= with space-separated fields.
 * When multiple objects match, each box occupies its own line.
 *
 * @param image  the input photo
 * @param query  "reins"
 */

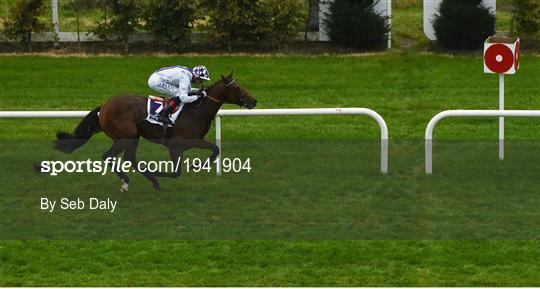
xmin=207 ymin=95 xmax=222 ymax=103
xmin=205 ymin=77 xmax=235 ymax=104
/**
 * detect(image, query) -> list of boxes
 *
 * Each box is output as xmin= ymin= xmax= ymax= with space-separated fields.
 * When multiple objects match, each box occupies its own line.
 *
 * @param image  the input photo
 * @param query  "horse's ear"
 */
xmin=228 ymin=70 xmax=234 ymax=78
xmin=221 ymin=74 xmax=226 ymax=81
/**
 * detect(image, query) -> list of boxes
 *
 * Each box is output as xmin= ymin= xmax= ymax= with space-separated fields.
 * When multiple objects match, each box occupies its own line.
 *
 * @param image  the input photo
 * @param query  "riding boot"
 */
xmin=156 ymin=97 xmax=178 ymax=126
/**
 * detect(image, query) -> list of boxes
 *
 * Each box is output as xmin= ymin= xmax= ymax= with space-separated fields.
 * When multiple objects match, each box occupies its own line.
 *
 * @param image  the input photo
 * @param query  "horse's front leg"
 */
xmin=182 ymin=139 xmax=220 ymax=171
xmin=123 ymin=139 xmax=161 ymax=190
xmin=191 ymin=139 xmax=220 ymax=163
xmin=152 ymin=146 xmax=184 ymax=179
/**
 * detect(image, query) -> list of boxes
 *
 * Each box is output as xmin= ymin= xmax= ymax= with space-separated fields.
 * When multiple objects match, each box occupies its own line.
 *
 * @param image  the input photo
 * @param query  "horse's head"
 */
xmin=210 ymin=72 xmax=257 ymax=109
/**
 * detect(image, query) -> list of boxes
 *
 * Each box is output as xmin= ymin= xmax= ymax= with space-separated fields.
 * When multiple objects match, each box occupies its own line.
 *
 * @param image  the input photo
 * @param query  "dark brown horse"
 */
xmin=54 ymin=72 xmax=257 ymax=191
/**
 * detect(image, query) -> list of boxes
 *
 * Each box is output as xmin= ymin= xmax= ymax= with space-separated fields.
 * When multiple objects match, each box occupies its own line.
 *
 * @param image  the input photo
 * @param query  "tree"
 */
xmin=513 ymin=0 xmax=540 ymax=42
xmin=70 ymin=0 xmax=86 ymax=51
xmin=3 ymin=0 xmax=47 ymax=52
xmin=432 ymin=0 xmax=495 ymax=50
xmin=144 ymin=0 xmax=196 ymax=50
xmin=325 ymin=0 xmax=390 ymax=50
xmin=207 ymin=0 xmax=304 ymax=51
xmin=93 ymin=0 xmax=141 ymax=52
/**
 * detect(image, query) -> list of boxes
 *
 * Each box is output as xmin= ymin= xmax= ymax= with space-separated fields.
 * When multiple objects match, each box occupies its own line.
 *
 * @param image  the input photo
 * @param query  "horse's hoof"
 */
xmin=153 ymin=183 xmax=161 ymax=190
xmin=120 ymin=181 xmax=129 ymax=192
xmin=33 ymin=163 xmax=43 ymax=173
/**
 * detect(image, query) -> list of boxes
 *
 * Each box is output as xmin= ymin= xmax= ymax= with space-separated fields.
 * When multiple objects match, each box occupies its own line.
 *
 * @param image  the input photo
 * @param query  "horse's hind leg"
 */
xmin=123 ymin=139 xmax=161 ymax=190
xmin=102 ymin=140 xmax=130 ymax=192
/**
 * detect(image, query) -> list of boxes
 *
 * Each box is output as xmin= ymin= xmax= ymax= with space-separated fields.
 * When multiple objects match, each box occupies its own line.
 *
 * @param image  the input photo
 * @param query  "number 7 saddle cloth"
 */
xmin=145 ymin=95 xmax=183 ymax=127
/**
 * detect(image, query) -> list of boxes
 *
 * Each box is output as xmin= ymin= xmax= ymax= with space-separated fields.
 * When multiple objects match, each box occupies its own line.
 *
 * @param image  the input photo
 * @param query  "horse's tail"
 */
xmin=54 ymin=106 xmax=101 ymax=153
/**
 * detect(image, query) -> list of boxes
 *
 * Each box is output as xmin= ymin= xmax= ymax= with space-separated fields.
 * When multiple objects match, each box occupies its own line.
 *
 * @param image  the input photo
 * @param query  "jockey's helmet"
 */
xmin=192 ymin=65 xmax=211 ymax=81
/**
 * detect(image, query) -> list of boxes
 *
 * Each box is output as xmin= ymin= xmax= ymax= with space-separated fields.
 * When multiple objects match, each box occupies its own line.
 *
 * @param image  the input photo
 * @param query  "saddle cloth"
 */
xmin=145 ymin=95 xmax=184 ymax=126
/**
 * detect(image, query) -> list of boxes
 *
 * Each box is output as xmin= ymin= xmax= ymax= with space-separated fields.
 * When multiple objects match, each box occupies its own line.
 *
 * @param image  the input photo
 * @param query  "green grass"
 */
xmin=391 ymin=6 xmax=430 ymax=50
xmin=2 ymin=138 xmax=539 ymax=240
xmin=1 ymin=53 xmax=539 ymax=139
xmin=2 ymin=241 xmax=540 ymax=286
xmin=1 ymin=53 xmax=540 ymax=285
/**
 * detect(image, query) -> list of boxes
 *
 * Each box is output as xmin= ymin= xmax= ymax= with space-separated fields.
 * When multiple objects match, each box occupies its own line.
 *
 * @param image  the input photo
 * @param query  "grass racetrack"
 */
xmin=1 ymin=53 xmax=540 ymax=286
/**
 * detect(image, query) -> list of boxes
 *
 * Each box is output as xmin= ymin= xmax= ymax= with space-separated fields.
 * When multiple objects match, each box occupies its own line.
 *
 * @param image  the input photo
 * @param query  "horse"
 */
xmin=53 ymin=72 xmax=257 ymax=191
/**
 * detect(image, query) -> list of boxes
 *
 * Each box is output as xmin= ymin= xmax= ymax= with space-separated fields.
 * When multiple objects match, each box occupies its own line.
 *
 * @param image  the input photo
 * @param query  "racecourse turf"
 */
xmin=1 ymin=53 xmax=539 ymax=285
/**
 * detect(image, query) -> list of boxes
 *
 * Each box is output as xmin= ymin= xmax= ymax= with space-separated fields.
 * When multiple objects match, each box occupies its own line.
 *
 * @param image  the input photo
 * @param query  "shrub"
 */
xmin=144 ymin=0 xmax=196 ymax=50
xmin=513 ymin=0 xmax=540 ymax=47
xmin=93 ymin=0 xmax=142 ymax=52
xmin=206 ymin=0 xmax=305 ymax=51
xmin=432 ymin=0 xmax=495 ymax=50
xmin=3 ymin=0 xmax=47 ymax=52
xmin=324 ymin=0 xmax=390 ymax=50
xmin=266 ymin=0 xmax=306 ymax=46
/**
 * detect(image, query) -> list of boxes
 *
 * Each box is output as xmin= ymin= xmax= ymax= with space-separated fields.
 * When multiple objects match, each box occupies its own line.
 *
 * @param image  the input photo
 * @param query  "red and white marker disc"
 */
xmin=485 ymin=43 xmax=514 ymax=73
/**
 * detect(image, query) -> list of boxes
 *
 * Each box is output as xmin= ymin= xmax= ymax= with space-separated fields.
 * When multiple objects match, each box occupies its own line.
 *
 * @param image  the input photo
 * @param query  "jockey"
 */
xmin=147 ymin=65 xmax=211 ymax=125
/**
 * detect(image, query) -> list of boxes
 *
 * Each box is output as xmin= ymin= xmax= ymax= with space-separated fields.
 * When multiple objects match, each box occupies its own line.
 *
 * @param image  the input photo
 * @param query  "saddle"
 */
xmin=145 ymin=95 xmax=183 ymax=127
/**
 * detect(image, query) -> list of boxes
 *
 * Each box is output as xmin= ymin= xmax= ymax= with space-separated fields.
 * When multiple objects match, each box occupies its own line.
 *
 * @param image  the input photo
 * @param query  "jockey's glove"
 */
xmin=199 ymin=90 xmax=207 ymax=98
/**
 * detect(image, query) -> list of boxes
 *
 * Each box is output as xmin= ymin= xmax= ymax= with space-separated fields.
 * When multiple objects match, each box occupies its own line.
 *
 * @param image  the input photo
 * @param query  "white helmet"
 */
xmin=192 ymin=65 xmax=210 ymax=81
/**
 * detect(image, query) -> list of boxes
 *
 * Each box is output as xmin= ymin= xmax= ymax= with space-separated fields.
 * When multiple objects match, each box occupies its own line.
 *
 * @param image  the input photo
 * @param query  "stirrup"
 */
xmin=158 ymin=116 xmax=173 ymax=127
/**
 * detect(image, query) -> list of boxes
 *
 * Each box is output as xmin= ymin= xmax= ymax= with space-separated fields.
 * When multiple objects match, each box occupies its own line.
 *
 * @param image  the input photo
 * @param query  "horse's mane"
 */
xmin=204 ymin=78 xmax=225 ymax=92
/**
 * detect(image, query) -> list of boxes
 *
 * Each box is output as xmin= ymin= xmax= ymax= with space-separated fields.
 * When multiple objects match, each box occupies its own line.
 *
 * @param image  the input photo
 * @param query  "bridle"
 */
xmin=225 ymin=78 xmax=236 ymax=86
xmin=207 ymin=78 xmax=236 ymax=104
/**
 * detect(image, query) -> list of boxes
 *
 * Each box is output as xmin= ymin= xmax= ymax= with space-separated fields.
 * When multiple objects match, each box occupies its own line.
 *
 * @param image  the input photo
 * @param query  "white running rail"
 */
xmin=425 ymin=109 xmax=540 ymax=174
xmin=0 ymin=107 xmax=390 ymax=174
xmin=215 ymin=108 xmax=389 ymax=175
xmin=0 ymin=111 xmax=88 ymax=118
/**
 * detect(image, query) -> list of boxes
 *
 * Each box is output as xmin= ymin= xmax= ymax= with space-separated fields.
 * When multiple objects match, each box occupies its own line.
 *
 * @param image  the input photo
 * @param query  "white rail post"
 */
xmin=499 ymin=74 xmax=505 ymax=160
xmin=52 ymin=0 xmax=59 ymax=48
xmin=381 ymin=138 xmax=388 ymax=174
xmin=425 ymin=138 xmax=432 ymax=174
xmin=215 ymin=115 xmax=222 ymax=176
xmin=387 ymin=0 xmax=392 ymax=49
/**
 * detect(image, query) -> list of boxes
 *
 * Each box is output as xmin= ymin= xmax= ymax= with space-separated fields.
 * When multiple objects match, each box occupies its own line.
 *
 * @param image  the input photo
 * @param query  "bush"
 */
xmin=267 ymin=0 xmax=306 ymax=45
xmin=513 ymin=0 xmax=540 ymax=47
xmin=206 ymin=0 xmax=305 ymax=51
xmin=93 ymin=0 xmax=142 ymax=52
xmin=3 ymin=0 xmax=47 ymax=52
xmin=144 ymin=0 xmax=196 ymax=50
xmin=432 ymin=0 xmax=495 ymax=50
xmin=324 ymin=0 xmax=390 ymax=50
